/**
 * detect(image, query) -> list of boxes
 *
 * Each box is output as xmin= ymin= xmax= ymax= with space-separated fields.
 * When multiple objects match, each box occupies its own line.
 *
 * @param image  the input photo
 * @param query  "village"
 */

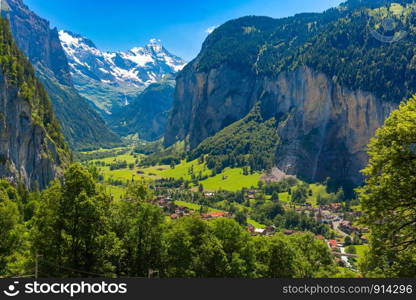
xmin=151 ymin=188 xmax=368 ymax=272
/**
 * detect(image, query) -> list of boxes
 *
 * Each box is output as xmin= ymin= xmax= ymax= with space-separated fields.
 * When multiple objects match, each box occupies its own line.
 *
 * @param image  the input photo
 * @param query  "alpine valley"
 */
xmin=1 ymin=0 xmax=416 ymax=279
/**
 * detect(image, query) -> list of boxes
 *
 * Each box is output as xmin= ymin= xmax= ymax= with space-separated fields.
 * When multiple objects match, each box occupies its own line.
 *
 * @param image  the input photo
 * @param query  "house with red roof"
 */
xmin=201 ymin=212 xmax=230 ymax=219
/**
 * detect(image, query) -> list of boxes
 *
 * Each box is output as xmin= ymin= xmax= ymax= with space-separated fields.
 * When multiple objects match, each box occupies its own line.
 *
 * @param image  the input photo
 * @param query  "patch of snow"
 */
xmin=206 ymin=25 xmax=218 ymax=34
xmin=59 ymin=31 xmax=187 ymax=89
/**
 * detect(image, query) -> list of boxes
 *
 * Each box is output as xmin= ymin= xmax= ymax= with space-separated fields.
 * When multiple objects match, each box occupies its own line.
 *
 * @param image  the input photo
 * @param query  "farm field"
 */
xmin=86 ymin=150 xmax=265 ymax=192
xmin=307 ymin=184 xmax=332 ymax=206
xmin=355 ymin=244 xmax=369 ymax=261
xmin=83 ymin=149 xmax=336 ymax=211
xmin=199 ymin=168 xmax=262 ymax=191
xmin=174 ymin=200 xmax=224 ymax=213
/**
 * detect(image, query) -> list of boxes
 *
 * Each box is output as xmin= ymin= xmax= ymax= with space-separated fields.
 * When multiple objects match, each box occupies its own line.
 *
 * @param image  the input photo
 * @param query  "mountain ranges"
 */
xmin=2 ymin=0 xmax=122 ymax=150
xmin=165 ymin=0 xmax=416 ymax=190
xmin=2 ymin=0 xmax=416 ymax=192
xmin=59 ymin=30 xmax=186 ymax=115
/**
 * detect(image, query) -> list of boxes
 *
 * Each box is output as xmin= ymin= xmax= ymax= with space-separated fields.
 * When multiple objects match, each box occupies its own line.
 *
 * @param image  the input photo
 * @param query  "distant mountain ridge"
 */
xmin=110 ymin=79 xmax=175 ymax=141
xmin=3 ymin=0 xmax=122 ymax=149
xmin=59 ymin=30 xmax=186 ymax=114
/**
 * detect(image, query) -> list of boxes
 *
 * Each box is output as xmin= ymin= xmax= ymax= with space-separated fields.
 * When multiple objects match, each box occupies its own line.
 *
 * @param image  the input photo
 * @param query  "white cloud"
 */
xmin=205 ymin=25 xmax=218 ymax=34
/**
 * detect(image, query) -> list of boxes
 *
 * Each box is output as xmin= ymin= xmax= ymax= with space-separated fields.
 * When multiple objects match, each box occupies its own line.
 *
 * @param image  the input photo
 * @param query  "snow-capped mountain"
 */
xmin=59 ymin=30 xmax=186 ymax=114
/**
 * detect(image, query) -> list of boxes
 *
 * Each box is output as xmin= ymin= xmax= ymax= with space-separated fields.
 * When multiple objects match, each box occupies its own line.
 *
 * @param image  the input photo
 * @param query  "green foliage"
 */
xmin=111 ymin=199 xmax=164 ymax=277
xmin=345 ymin=245 xmax=357 ymax=255
xmin=0 ymin=181 xmax=22 ymax=274
xmin=0 ymin=17 xmax=68 ymax=155
xmin=75 ymin=147 xmax=131 ymax=162
xmin=297 ymin=3 xmax=416 ymax=103
xmin=0 ymin=164 xmax=338 ymax=278
xmin=358 ymin=95 xmax=416 ymax=277
xmin=39 ymin=73 xmax=123 ymax=150
xmin=140 ymin=141 xmax=185 ymax=167
xmin=193 ymin=1 xmax=416 ymax=104
xmin=254 ymin=201 xmax=284 ymax=222
xmin=31 ymin=164 xmax=121 ymax=277
xmin=253 ymin=235 xmax=300 ymax=277
xmin=110 ymin=81 xmax=175 ymax=140
xmin=276 ymin=210 xmax=331 ymax=238
xmin=288 ymin=233 xmax=334 ymax=278
xmin=292 ymin=184 xmax=309 ymax=204
xmin=190 ymin=104 xmax=279 ymax=173
xmin=133 ymin=139 xmax=164 ymax=155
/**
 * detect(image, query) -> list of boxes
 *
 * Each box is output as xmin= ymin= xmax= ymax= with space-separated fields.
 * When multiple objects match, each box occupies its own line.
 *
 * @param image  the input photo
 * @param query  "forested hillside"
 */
xmin=3 ymin=0 xmax=122 ymax=150
xmin=189 ymin=104 xmax=279 ymax=174
xmin=197 ymin=0 xmax=416 ymax=102
xmin=110 ymin=80 xmax=175 ymax=141
xmin=0 ymin=17 xmax=69 ymax=189
xmin=166 ymin=0 xmax=416 ymax=189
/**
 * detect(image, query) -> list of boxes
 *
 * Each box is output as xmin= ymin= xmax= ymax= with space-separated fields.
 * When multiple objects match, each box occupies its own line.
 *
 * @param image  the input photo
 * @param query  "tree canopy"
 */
xmin=358 ymin=96 xmax=416 ymax=277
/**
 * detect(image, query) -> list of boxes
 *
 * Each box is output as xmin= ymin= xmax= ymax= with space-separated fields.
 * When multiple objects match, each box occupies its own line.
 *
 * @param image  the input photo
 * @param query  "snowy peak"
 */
xmin=59 ymin=30 xmax=186 ymax=88
xmin=60 ymin=30 xmax=97 ymax=49
xmin=58 ymin=30 xmax=186 ymax=113
xmin=147 ymin=38 xmax=163 ymax=52
xmin=125 ymin=38 xmax=185 ymax=72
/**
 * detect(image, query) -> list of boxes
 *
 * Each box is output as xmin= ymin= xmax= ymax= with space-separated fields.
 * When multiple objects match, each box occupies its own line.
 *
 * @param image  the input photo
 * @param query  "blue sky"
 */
xmin=24 ymin=0 xmax=343 ymax=61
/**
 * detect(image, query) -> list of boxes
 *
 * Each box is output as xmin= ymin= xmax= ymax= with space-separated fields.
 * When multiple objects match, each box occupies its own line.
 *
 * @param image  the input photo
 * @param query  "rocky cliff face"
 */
xmin=110 ymin=80 xmax=175 ymax=141
xmin=166 ymin=63 xmax=396 ymax=186
xmin=0 ymin=71 xmax=60 ymax=189
xmin=264 ymin=67 xmax=396 ymax=187
xmin=165 ymin=1 xmax=415 ymax=187
xmin=165 ymin=63 xmax=258 ymax=148
xmin=4 ymin=0 xmax=71 ymax=86
xmin=2 ymin=0 xmax=122 ymax=149
xmin=0 ymin=15 xmax=67 ymax=190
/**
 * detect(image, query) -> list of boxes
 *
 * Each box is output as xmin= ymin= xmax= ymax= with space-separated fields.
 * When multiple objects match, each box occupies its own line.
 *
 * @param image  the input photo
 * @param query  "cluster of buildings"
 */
xmin=152 ymin=193 xmax=369 ymax=256
xmin=338 ymin=220 xmax=368 ymax=236
xmin=201 ymin=212 xmax=230 ymax=219
xmin=152 ymin=196 xmax=191 ymax=219
xmin=152 ymin=196 xmax=234 ymax=221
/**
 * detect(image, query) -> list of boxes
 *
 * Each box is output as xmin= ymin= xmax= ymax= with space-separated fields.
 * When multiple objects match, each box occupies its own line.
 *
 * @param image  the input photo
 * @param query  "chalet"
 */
xmin=264 ymin=226 xmax=276 ymax=235
xmin=175 ymin=207 xmax=190 ymax=217
xmin=246 ymin=190 xmax=258 ymax=199
xmin=254 ymin=228 xmax=266 ymax=235
xmin=339 ymin=220 xmax=356 ymax=234
xmin=248 ymin=226 xmax=276 ymax=236
xmin=201 ymin=212 xmax=230 ymax=220
xmin=328 ymin=240 xmax=338 ymax=250
xmin=247 ymin=225 xmax=255 ymax=234
xmin=317 ymin=209 xmax=336 ymax=224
